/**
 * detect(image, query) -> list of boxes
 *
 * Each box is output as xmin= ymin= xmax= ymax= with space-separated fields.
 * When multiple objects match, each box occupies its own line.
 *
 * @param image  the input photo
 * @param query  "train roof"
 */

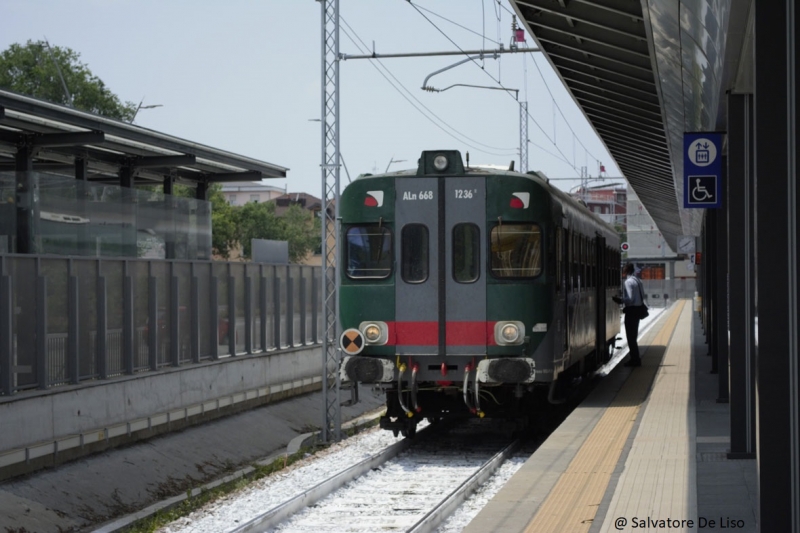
xmin=350 ymin=165 xmax=618 ymax=239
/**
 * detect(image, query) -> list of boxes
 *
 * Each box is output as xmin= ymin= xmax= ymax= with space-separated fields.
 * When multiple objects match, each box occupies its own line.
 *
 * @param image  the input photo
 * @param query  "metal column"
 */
xmin=727 ymin=92 xmax=756 ymax=458
xmin=754 ymin=1 xmax=800 ymax=529
xmin=320 ymin=0 xmax=342 ymax=443
xmin=519 ymin=101 xmax=528 ymax=173
xmin=714 ymin=161 xmax=729 ymax=402
xmin=15 ymin=144 xmax=36 ymax=254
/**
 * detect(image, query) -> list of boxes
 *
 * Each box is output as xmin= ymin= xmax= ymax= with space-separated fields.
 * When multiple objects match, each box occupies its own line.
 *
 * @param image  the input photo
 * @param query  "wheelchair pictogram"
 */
xmin=687 ymin=175 xmax=717 ymax=205
xmin=692 ymin=179 xmax=712 ymax=201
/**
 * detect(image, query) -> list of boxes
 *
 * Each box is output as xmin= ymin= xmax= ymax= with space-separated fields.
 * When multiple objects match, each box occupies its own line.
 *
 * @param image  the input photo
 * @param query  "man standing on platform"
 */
xmin=613 ymin=263 xmax=644 ymax=367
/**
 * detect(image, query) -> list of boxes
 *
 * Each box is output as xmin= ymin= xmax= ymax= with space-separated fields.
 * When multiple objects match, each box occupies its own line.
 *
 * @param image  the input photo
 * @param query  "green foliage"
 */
xmin=0 ymin=40 xmax=136 ymax=121
xmin=281 ymin=204 xmax=322 ymax=262
xmin=235 ymin=202 xmax=321 ymax=262
xmin=198 ymin=184 xmax=240 ymax=259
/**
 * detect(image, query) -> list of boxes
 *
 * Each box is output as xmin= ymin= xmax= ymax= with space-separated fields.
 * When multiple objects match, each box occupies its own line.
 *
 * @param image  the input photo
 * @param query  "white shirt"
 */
xmin=622 ymin=275 xmax=645 ymax=307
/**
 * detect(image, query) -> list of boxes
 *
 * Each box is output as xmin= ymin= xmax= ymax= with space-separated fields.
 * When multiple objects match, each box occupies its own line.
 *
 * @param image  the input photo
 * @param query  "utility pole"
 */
xmin=320 ymin=0 xmax=341 ymax=443
xmin=519 ymin=101 xmax=528 ymax=173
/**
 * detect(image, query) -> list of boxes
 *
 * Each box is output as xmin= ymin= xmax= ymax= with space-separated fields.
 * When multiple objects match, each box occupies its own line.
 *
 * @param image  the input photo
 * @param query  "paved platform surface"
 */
xmin=0 ymin=386 xmax=385 ymax=532
xmin=465 ymin=300 xmax=758 ymax=533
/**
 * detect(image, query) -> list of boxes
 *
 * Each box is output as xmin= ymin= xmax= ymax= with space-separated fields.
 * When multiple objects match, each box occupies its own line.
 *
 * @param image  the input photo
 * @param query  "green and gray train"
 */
xmin=339 ymin=150 xmax=621 ymax=436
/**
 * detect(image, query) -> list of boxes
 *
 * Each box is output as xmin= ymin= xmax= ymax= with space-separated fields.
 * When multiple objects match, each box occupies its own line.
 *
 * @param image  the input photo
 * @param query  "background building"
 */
xmin=570 ymin=183 xmax=696 ymax=302
xmin=220 ymin=182 xmax=285 ymax=206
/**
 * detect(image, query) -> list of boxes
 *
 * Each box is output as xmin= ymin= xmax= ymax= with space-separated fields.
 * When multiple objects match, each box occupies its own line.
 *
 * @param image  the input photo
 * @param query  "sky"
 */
xmin=1 ymin=0 xmax=622 ymax=198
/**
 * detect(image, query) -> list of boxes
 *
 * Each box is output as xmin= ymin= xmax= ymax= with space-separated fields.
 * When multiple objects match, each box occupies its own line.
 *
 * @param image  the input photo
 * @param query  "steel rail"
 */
xmin=407 ymin=439 xmax=521 ymax=533
xmin=229 ymin=426 xmax=437 ymax=533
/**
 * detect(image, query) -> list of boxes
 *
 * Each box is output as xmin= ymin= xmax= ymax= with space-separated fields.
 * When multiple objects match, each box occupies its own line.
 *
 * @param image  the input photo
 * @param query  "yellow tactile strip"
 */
xmin=524 ymin=301 xmax=686 ymax=533
xmin=597 ymin=302 xmax=696 ymax=532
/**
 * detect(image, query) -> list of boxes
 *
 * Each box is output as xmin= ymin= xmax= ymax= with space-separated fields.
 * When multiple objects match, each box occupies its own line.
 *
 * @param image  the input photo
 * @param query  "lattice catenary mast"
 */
xmin=319 ymin=0 xmax=341 ymax=443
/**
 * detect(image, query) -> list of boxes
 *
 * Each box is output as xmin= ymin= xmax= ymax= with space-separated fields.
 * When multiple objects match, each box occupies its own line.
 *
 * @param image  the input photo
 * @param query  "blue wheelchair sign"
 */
xmin=684 ymin=132 xmax=722 ymax=208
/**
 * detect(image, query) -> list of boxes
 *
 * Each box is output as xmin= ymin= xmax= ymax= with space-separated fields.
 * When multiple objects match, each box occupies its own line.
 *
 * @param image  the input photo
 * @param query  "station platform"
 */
xmin=464 ymin=300 xmax=758 ymax=533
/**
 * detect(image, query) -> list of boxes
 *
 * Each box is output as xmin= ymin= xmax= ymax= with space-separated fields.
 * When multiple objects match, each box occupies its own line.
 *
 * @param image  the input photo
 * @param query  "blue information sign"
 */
xmin=684 ymin=132 xmax=722 ymax=208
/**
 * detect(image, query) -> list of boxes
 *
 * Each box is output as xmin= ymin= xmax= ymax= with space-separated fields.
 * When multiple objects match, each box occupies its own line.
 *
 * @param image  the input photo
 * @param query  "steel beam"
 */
xmin=0 ymin=129 xmax=23 ymax=144
xmin=135 ymin=154 xmax=196 ymax=168
xmin=31 ymin=130 xmax=104 ymax=147
xmin=206 ymin=171 xmax=263 ymax=182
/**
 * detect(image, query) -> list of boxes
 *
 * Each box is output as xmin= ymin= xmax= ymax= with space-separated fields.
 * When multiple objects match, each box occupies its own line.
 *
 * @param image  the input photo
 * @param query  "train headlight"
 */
xmin=501 ymin=324 xmax=520 ymax=343
xmin=433 ymin=154 xmax=449 ymax=171
xmin=359 ymin=321 xmax=388 ymax=345
xmin=364 ymin=324 xmax=381 ymax=342
xmin=494 ymin=321 xmax=525 ymax=346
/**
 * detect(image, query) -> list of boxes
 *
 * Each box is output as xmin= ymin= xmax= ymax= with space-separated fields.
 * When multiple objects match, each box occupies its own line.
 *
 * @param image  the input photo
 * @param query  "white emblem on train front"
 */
xmin=511 ymin=192 xmax=530 ymax=209
xmin=364 ymin=191 xmax=384 ymax=207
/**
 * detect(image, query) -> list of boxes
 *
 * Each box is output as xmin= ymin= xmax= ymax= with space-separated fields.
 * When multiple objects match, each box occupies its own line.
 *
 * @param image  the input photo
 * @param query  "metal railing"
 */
xmin=0 ymin=254 xmax=322 ymax=396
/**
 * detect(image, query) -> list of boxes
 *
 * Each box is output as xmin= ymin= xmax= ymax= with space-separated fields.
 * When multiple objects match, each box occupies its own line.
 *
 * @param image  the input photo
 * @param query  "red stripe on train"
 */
xmin=386 ymin=321 xmax=497 ymax=346
xmin=391 ymin=321 xmax=438 ymax=346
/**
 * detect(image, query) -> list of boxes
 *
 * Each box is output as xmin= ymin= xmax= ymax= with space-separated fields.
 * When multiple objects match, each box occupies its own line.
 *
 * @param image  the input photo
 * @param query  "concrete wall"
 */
xmin=0 ymin=346 xmax=323 ymax=479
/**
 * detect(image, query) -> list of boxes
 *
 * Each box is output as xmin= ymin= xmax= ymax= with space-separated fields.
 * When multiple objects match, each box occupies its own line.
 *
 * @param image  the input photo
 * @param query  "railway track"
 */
xmin=229 ymin=423 xmax=519 ymax=533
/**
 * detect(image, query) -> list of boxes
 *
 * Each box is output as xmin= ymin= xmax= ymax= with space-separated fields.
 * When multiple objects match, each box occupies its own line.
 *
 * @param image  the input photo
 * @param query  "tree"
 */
xmin=0 ymin=40 xmax=136 ymax=121
xmin=280 ymin=204 xmax=322 ymax=262
xmin=234 ymin=202 xmax=321 ymax=263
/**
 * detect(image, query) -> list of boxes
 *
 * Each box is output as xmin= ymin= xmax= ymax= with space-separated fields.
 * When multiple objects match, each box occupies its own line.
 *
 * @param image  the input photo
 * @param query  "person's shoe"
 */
xmin=624 ymin=359 xmax=642 ymax=367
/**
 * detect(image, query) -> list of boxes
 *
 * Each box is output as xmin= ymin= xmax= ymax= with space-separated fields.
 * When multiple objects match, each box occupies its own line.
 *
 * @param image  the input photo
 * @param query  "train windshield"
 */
xmin=490 ymin=224 xmax=542 ymax=278
xmin=345 ymin=225 xmax=393 ymax=279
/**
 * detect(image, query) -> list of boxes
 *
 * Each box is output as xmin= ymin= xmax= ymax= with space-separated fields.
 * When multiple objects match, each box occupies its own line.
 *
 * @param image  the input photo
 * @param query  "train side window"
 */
xmin=453 ymin=223 xmax=480 ymax=283
xmin=345 ymin=225 xmax=393 ymax=279
xmin=572 ymin=233 xmax=579 ymax=289
xmin=401 ymin=224 xmax=429 ymax=283
xmin=556 ymin=228 xmax=562 ymax=290
xmin=490 ymin=224 xmax=542 ymax=278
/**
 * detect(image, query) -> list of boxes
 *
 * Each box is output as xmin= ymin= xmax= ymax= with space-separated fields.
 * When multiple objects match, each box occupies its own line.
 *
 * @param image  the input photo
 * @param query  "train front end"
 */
xmin=339 ymin=150 xmax=555 ymax=435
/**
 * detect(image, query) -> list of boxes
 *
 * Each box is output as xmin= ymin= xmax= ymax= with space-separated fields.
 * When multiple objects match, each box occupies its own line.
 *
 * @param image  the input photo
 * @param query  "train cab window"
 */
xmin=490 ymin=224 xmax=542 ymax=278
xmin=345 ymin=225 xmax=393 ymax=279
xmin=401 ymin=224 xmax=429 ymax=283
xmin=453 ymin=223 xmax=480 ymax=283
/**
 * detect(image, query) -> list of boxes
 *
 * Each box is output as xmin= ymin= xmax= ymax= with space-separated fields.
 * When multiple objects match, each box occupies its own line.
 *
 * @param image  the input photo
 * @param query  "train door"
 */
xmin=595 ymin=236 xmax=607 ymax=362
xmin=444 ymin=177 xmax=486 ymax=355
xmin=395 ymin=177 xmax=487 ymax=356
xmin=395 ymin=178 xmax=439 ymax=356
xmin=558 ymin=226 xmax=568 ymax=357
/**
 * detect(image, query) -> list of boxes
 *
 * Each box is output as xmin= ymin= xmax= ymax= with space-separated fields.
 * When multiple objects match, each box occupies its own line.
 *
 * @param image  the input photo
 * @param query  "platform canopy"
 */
xmin=508 ymin=0 xmax=754 ymax=250
xmin=0 ymin=89 xmax=287 ymax=191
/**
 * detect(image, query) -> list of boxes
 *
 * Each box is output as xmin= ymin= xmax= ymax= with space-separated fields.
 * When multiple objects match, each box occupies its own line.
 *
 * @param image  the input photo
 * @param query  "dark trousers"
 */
xmin=624 ymin=313 xmax=641 ymax=362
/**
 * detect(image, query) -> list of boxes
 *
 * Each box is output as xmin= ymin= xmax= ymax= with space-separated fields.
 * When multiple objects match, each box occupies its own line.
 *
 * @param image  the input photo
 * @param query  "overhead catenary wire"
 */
xmin=411 ymin=3 xmax=501 ymax=46
xmin=340 ymin=17 xmax=518 ymax=156
xmin=526 ymin=50 xmax=604 ymax=168
xmin=407 ymin=1 xmax=578 ymax=171
xmin=407 ymin=0 xmax=605 ymax=176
